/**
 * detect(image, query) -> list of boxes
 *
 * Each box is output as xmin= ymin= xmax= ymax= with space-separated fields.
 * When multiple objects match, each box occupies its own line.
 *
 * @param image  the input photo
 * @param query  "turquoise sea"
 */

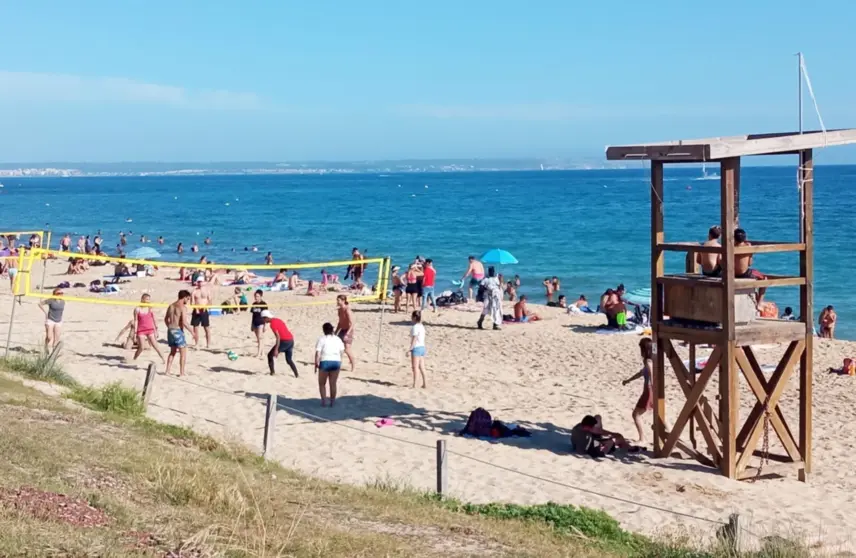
xmin=1 ymin=166 xmax=854 ymax=338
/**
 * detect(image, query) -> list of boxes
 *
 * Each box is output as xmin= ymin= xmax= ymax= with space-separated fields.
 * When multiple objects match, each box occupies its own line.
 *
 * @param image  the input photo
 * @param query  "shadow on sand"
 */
xmin=241 ymin=391 xmax=588 ymax=456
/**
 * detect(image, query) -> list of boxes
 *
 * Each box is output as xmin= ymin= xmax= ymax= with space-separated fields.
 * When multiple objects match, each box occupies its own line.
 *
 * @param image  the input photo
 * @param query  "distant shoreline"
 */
xmin=2 ymin=162 xmax=853 ymax=179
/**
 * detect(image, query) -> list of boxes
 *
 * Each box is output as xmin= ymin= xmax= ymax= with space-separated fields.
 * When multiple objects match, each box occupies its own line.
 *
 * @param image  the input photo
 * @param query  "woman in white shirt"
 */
xmin=407 ymin=311 xmax=427 ymax=389
xmin=315 ymin=322 xmax=345 ymax=407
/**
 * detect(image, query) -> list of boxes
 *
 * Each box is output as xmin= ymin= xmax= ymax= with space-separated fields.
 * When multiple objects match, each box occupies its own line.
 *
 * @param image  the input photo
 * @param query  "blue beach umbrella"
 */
xmin=624 ymin=287 xmax=651 ymax=306
xmin=479 ymin=248 xmax=518 ymax=265
xmin=127 ymin=246 xmax=162 ymax=260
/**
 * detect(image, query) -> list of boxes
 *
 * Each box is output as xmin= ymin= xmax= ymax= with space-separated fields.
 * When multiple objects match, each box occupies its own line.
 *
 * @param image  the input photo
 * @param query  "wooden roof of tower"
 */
xmin=606 ymin=128 xmax=856 ymax=162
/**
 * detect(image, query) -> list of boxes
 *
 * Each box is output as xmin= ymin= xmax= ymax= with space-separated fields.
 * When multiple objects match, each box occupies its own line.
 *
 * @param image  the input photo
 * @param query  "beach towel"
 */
xmin=595 ymin=326 xmax=643 ymax=335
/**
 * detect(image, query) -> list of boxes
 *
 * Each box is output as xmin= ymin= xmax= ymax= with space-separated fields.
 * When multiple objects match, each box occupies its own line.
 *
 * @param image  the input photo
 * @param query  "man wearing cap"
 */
xmin=190 ymin=277 xmax=212 ymax=348
xmin=262 ymin=310 xmax=299 ymax=377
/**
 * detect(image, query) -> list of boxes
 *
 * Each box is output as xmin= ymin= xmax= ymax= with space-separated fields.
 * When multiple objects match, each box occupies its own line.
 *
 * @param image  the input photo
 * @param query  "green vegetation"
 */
xmin=1 ymin=344 xmax=75 ymax=386
xmin=67 ymin=381 xmax=145 ymax=417
xmin=0 ymin=364 xmax=819 ymax=558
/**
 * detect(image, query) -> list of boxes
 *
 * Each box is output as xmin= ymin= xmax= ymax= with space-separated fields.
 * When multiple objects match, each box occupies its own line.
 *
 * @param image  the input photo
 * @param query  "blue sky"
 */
xmin=2 ymin=0 xmax=855 ymax=162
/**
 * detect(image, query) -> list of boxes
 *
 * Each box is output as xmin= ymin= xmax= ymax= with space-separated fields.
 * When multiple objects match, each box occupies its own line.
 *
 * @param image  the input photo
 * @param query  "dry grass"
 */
xmin=0 ymin=372 xmax=821 ymax=558
xmin=0 ymin=373 xmax=607 ymax=557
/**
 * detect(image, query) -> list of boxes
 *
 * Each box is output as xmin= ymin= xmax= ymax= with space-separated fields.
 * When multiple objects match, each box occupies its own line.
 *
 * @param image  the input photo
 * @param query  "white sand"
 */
xmin=3 ymin=259 xmax=856 ymax=551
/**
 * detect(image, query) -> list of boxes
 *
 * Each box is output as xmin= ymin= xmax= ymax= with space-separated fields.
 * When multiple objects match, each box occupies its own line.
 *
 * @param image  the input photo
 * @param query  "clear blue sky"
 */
xmin=2 ymin=0 xmax=855 ymax=162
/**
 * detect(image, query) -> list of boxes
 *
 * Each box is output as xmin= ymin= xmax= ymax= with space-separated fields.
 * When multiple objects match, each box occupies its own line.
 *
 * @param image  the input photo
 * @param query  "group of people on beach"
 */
xmin=113 ymin=287 xmax=360 ymax=407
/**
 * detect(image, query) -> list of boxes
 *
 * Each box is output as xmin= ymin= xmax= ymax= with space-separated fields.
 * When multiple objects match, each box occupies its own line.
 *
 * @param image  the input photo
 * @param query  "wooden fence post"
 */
xmin=263 ymin=393 xmax=277 ymax=457
xmin=436 ymin=440 xmax=447 ymax=496
xmin=141 ymin=363 xmax=156 ymax=409
xmin=717 ymin=513 xmax=741 ymax=554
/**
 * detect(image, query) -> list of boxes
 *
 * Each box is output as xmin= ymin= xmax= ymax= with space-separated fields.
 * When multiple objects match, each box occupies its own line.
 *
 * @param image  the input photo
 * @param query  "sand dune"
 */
xmin=3 ymin=259 xmax=856 ymax=552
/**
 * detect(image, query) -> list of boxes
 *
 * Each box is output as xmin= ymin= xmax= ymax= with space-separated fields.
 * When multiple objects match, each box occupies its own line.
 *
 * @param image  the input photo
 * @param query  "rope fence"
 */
xmin=142 ymin=366 xmax=755 ymax=537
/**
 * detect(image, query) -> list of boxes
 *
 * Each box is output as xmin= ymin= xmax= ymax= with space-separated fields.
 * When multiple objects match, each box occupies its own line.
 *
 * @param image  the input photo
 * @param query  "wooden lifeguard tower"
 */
xmin=606 ymin=129 xmax=856 ymax=481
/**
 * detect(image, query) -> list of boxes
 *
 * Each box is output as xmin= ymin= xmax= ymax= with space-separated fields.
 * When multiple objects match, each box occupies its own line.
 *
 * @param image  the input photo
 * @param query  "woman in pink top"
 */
xmin=133 ymin=294 xmax=165 ymax=363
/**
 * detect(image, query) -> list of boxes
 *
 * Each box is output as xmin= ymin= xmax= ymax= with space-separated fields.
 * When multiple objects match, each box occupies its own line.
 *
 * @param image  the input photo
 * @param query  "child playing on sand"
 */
xmin=407 ymin=311 xmax=427 ymax=388
xmin=622 ymin=338 xmax=654 ymax=443
xmin=249 ymin=290 xmax=268 ymax=358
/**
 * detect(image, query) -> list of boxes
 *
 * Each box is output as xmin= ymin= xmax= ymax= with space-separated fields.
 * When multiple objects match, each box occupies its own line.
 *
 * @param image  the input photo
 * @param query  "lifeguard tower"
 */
xmin=606 ymin=129 xmax=856 ymax=481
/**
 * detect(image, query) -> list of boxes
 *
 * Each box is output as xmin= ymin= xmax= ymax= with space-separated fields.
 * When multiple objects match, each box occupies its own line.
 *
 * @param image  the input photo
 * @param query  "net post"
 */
xmin=40 ymin=234 xmax=50 ymax=293
xmin=4 ymin=250 xmax=26 ymax=357
xmin=376 ymin=258 xmax=390 ymax=363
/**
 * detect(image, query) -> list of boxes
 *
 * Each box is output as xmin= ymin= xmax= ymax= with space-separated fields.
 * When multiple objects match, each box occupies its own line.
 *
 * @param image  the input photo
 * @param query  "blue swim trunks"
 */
xmin=167 ymin=328 xmax=186 ymax=348
xmin=469 ymin=277 xmax=482 ymax=287
xmin=411 ymin=346 xmax=427 ymax=357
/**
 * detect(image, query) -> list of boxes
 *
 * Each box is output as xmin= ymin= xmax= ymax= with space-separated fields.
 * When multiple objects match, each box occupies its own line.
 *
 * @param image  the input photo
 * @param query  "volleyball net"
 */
xmin=15 ymin=247 xmax=392 ymax=311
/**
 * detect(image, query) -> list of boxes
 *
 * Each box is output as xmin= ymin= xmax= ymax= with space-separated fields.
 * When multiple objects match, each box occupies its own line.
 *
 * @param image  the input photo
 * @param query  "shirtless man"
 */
xmin=819 ymin=305 xmax=837 ymax=338
xmin=697 ymin=225 xmax=722 ymax=276
xmin=190 ymin=278 xmax=212 ymax=348
xmin=734 ymin=228 xmax=766 ymax=307
xmin=335 ymin=294 xmax=356 ymax=372
xmin=460 ymin=256 xmax=485 ymax=301
xmin=514 ymin=295 xmax=541 ymax=322
xmin=165 ymin=290 xmax=191 ymax=376
xmin=542 ymin=277 xmax=555 ymax=303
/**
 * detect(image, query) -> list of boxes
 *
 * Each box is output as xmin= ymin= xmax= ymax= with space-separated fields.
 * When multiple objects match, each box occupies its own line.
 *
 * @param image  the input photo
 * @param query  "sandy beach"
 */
xmin=3 ymin=258 xmax=856 ymax=552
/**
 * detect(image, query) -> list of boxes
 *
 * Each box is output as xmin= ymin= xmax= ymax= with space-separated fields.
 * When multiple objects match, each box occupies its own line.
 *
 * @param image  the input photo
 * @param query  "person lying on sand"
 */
xmin=513 ymin=295 xmax=540 ymax=322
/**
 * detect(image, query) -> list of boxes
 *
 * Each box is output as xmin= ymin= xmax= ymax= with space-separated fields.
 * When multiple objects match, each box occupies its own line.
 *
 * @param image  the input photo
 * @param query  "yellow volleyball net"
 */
xmin=16 ymin=247 xmax=392 ymax=311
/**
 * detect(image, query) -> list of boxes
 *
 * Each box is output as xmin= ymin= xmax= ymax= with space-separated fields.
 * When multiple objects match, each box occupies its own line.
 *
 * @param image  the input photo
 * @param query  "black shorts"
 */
xmin=405 ymin=284 xmax=419 ymax=295
xmin=191 ymin=310 xmax=210 ymax=328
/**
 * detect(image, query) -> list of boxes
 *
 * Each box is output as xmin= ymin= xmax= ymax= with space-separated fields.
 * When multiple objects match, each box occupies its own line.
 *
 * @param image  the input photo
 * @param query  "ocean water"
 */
xmin=1 ymin=166 xmax=854 ymax=338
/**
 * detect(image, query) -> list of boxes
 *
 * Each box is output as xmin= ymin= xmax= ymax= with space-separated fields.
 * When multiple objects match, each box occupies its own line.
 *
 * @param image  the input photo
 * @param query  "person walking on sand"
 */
xmin=407 ymin=311 xmax=427 ymax=388
xmin=132 ymin=294 xmax=165 ymax=364
xmin=460 ymin=256 xmax=485 ymax=302
xmin=249 ymin=289 xmax=268 ymax=357
xmin=164 ymin=290 xmax=191 ymax=376
xmin=335 ymin=294 xmax=356 ymax=372
xmin=190 ymin=277 xmax=212 ymax=348
xmin=622 ymin=338 xmax=655 ymax=443
xmin=477 ymin=266 xmax=503 ymax=330
xmin=39 ymin=287 xmax=66 ymax=351
xmin=261 ymin=310 xmax=299 ymax=377
xmin=315 ymin=322 xmax=345 ymax=407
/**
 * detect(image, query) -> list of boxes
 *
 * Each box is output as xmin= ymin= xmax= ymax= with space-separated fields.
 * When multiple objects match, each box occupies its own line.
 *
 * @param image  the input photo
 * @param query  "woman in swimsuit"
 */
xmin=390 ymin=266 xmax=403 ymax=312
xmin=404 ymin=264 xmax=421 ymax=315
xmin=133 ymin=294 xmax=165 ymax=363
xmin=622 ymin=337 xmax=654 ymax=443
